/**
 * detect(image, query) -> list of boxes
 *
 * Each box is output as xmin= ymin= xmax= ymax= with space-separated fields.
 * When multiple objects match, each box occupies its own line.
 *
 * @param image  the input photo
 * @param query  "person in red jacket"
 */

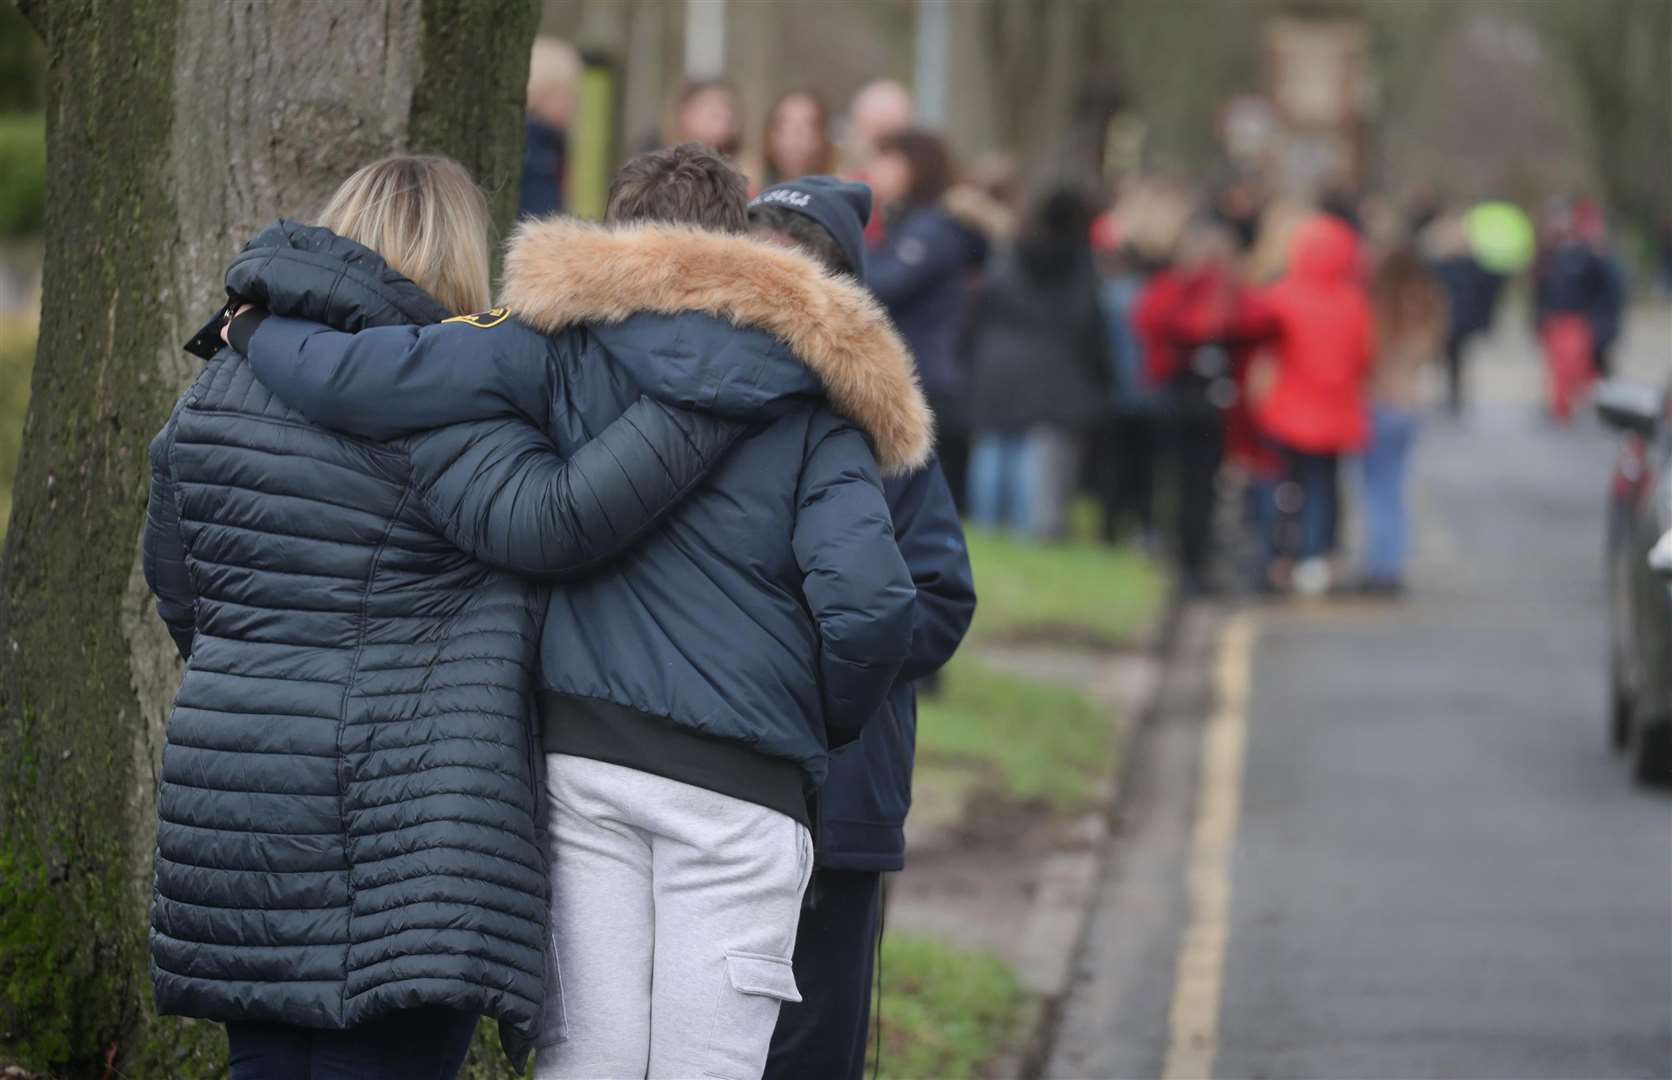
xmin=1134 ymin=221 xmax=1276 ymax=592
xmin=1254 ymin=214 xmax=1375 ymax=594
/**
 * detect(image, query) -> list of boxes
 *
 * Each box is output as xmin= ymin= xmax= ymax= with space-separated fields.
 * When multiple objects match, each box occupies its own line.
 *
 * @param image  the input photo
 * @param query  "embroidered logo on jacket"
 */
xmin=443 ymin=307 xmax=511 ymax=329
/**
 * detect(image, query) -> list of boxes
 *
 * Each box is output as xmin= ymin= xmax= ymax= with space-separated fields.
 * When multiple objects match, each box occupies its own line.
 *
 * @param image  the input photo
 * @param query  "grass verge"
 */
xmin=965 ymin=527 xmax=1163 ymax=647
xmin=0 ymin=317 xmax=35 ymax=539
xmin=916 ymin=657 xmax=1111 ymax=813
xmin=867 ymin=933 xmax=1026 ymax=1080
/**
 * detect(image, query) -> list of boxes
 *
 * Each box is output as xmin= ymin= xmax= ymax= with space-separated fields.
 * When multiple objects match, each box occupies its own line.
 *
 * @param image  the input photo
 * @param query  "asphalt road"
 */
xmin=1048 ymin=324 xmax=1672 ymax=1079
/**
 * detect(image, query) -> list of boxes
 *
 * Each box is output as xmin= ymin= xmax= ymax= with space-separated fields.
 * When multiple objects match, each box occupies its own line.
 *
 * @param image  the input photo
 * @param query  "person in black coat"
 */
xmin=867 ymin=129 xmax=998 ymax=510
xmin=963 ymin=188 xmax=1113 ymax=539
xmin=144 ymin=158 xmax=736 ymax=1079
xmin=748 ymin=177 xmax=978 ymax=1080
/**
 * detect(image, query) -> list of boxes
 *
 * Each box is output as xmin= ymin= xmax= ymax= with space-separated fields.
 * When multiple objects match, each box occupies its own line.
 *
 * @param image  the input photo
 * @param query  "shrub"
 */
xmin=0 ymin=114 xmax=46 ymax=238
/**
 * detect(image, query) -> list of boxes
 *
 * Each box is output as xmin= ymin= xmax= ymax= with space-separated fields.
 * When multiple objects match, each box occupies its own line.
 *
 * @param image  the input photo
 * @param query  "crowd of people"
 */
xmin=522 ymin=62 xmax=1634 ymax=601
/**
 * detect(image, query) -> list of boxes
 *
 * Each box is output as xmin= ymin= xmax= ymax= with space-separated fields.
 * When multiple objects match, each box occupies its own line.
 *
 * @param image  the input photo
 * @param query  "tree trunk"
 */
xmin=0 ymin=2 xmax=534 ymax=1075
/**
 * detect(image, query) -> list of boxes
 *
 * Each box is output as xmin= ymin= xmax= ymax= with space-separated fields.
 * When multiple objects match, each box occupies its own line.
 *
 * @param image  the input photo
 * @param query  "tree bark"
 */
xmin=0 ymin=2 xmax=534 ymax=1075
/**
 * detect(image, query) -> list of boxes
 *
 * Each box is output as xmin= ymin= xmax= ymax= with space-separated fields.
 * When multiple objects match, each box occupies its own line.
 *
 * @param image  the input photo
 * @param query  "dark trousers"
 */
xmin=227 ymin=1007 xmax=479 ymax=1080
xmin=765 ymin=869 xmax=882 ymax=1080
xmin=938 ymin=426 xmax=971 ymax=516
xmin=1444 ymin=332 xmax=1469 ymax=414
xmin=1168 ymin=409 xmax=1225 ymax=584
xmin=1274 ymin=446 xmax=1340 ymax=561
xmin=1092 ymin=413 xmax=1159 ymax=544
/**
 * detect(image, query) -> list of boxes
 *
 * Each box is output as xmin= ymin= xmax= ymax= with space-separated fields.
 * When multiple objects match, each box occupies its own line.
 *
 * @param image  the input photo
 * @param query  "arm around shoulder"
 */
xmin=239 ymin=317 xmax=554 ymax=441
xmin=412 ymin=397 xmax=746 ymax=579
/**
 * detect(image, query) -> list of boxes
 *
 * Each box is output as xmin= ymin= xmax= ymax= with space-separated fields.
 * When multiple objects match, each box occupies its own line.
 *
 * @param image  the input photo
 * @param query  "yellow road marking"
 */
xmin=1162 ymin=612 xmax=1256 ymax=1080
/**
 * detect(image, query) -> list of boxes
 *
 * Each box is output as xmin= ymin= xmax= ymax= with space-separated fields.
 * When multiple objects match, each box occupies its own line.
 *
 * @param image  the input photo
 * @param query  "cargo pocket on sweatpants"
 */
xmin=702 ymin=951 xmax=802 ymax=1079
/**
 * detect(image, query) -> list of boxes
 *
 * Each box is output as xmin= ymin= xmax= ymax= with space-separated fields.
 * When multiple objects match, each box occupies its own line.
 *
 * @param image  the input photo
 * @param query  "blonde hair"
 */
xmin=317 ymin=155 xmax=491 ymax=315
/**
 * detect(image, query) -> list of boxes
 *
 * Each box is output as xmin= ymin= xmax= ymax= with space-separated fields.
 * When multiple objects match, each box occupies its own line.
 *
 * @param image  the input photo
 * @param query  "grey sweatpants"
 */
xmin=534 ymin=754 xmax=813 ymax=1080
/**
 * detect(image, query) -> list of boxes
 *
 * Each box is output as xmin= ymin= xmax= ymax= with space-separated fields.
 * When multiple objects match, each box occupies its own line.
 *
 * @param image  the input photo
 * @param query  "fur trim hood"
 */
xmin=500 ymin=218 xmax=934 ymax=475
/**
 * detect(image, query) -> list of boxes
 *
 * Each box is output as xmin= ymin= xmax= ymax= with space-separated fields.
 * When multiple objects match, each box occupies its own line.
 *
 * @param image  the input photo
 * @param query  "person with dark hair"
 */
xmin=746 ymin=176 xmax=977 ymax=1080
xmin=1134 ymin=219 xmax=1277 ymax=590
xmin=1533 ymin=198 xmax=1620 ymax=422
xmin=1425 ymin=211 xmax=1506 ymax=415
xmin=868 ymin=128 xmax=1008 ymax=510
xmin=754 ymin=90 xmax=836 ymax=187
xmin=963 ymin=187 xmax=1113 ymax=539
xmin=606 ymin=140 xmax=749 ymax=233
xmin=224 ymin=145 xmax=930 ymax=1079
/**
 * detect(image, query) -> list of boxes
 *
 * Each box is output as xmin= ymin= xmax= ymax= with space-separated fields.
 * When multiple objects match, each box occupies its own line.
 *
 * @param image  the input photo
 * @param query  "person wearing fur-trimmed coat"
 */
xmin=228 ymin=213 xmax=931 ymax=1079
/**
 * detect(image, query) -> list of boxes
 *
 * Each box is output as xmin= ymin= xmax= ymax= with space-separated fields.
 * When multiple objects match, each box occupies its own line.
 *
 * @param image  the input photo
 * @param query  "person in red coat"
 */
xmin=1134 ymin=221 xmax=1276 ymax=592
xmin=1254 ymin=214 xmax=1375 ymax=593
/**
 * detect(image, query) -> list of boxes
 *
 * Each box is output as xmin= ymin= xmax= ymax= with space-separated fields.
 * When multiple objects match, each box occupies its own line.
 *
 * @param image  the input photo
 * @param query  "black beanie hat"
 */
xmin=750 ymin=176 xmax=872 ymax=279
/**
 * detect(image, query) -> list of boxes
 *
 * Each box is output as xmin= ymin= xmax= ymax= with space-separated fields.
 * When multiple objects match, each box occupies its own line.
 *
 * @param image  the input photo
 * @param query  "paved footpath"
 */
xmin=1047 ymin=313 xmax=1672 ymax=1079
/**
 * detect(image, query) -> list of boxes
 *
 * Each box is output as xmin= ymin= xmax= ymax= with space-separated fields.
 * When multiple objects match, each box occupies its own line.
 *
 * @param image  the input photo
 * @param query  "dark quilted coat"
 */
xmin=141 ymin=222 xmax=735 ymax=1061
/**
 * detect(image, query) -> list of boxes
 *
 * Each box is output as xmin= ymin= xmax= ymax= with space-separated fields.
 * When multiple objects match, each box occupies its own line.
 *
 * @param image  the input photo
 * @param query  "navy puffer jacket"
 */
xmin=239 ymin=221 xmax=935 ymax=795
xmin=142 ymin=223 xmax=735 ymax=1062
xmin=818 ymin=460 xmax=975 ymax=871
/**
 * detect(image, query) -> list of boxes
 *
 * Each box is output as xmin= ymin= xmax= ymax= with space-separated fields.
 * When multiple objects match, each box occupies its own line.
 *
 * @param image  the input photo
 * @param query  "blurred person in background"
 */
xmin=962 ymin=187 xmax=1111 ymax=540
xmin=666 ymin=78 xmax=744 ymax=160
xmin=1135 ymin=219 xmax=1276 ymax=593
xmin=752 ymin=89 xmax=836 ymax=187
xmin=843 ymin=78 xmax=914 ymax=246
xmin=843 ymin=78 xmax=913 ymax=175
xmin=1210 ymin=170 xmax=1266 ymax=253
xmin=1244 ymin=196 xmax=1309 ymax=284
xmin=1254 ymin=214 xmax=1375 ymax=596
xmin=746 ymin=175 xmax=976 ymax=1080
xmin=868 ymin=129 xmax=999 ymax=510
xmin=1572 ymin=199 xmax=1627 ymax=379
xmin=1405 ymin=181 xmax=1444 ymax=240
xmin=1090 ymin=213 xmax=1162 ymax=549
xmin=1424 ymin=210 xmax=1506 ymax=415
xmin=1359 ymin=246 xmax=1447 ymax=595
xmin=1532 ymin=198 xmax=1617 ymax=423
xmin=519 ymin=36 xmax=580 ymax=219
xmin=1658 ymin=203 xmax=1672 ymax=298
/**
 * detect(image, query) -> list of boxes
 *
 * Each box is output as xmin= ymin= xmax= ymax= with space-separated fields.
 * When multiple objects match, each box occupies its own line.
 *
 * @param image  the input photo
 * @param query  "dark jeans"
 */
xmin=764 ymin=869 xmax=882 ymax=1080
xmin=935 ymin=421 xmax=971 ymax=516
xmin=1273 ymin=446 xmax=1340 ymax=561
xmin=1092 ymin=413 xmax=1159 ymax=543
xmin=1167 ymin=409 xmax=1225 ymax=584
xmin=227 ymin=1007 xmax=479 ymax=1080
xmin=1444 ymin=331 xmax=1471 ymax=414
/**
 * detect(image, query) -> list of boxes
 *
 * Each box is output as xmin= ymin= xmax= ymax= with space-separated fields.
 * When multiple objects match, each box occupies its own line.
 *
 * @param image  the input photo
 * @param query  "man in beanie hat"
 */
xmin=750 ymin=178 xmax=977 ymax=1080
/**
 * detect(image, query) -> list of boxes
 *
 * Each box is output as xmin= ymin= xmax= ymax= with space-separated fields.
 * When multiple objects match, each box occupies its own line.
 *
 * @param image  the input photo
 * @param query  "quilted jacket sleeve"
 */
xmin=238 ymin=317 xmax=549 ymax=440
xmin=142 ymin=407 xmax=196 ymax=660
xmin=792 ymin=410 xmax=916 ymax=748
xmin=239 ymin=314 xmax=746 ymax=576
xmin=409 ymin=400 xmax=744 ymax=579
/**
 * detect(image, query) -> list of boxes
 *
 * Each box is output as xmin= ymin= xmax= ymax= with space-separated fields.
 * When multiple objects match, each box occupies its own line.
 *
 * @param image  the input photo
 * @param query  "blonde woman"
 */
xmin=142 ymin=155 xmax=735 ymax=1079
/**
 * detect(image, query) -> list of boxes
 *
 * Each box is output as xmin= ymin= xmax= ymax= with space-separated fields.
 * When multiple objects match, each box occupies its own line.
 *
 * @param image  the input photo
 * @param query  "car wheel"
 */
xmin=1631 ymin=718 xmax=1672 ymax=788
